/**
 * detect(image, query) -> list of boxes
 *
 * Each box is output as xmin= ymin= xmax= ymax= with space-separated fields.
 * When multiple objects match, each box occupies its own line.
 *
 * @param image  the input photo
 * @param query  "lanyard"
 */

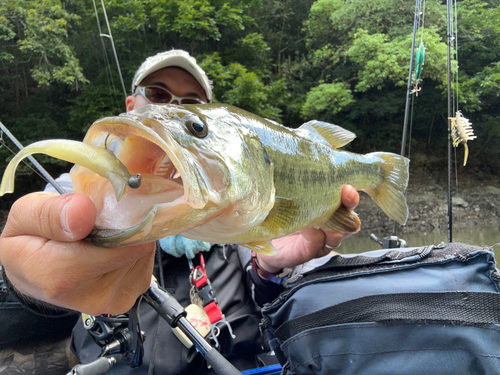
xmin=188 ymin=253 xmax=235 ymax=347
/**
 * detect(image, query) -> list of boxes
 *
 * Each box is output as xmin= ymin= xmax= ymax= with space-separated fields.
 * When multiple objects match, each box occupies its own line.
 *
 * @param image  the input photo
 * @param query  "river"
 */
xmin=338 ymin=225 xmax=500 ymax=259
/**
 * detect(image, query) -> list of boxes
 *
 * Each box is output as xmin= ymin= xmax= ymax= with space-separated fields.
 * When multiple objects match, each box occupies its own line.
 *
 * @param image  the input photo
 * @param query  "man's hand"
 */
xmin=0 ymin=192 xmax=156 ymax=315
xmin=257 ymin=185 xmax=360 ymax=273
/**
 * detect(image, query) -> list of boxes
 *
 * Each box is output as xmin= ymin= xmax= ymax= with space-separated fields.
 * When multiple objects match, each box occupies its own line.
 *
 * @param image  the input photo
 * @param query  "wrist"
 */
xmin=251 ymin=252 xmax=293 ymax=285
xmin=254 ymin=254 xmax=282 ymax=274
xmin=1 ymin=266 xmax=74 ymax=317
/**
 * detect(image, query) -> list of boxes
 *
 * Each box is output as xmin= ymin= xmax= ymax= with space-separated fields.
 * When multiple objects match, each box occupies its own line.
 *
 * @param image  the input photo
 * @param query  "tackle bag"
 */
xmin=260 ymin=242 xmax=500 ymax=375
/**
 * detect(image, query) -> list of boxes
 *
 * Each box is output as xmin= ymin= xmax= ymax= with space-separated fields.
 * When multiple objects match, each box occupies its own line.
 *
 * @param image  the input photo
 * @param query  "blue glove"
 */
xmin=159 ymin=235 xmax=212 ymax=259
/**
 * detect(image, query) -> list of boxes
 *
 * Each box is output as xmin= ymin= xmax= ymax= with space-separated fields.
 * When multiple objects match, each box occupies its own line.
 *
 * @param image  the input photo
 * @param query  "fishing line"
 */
xmin=98 ymin=0 xmax=127 ymax=98
xmin=92 ymin=0 xmax=120 ymax=110
xmin=418 ymin=0 xmax=427 ymax=44
xmin=408 ymin=93 xmax=416 ymax=159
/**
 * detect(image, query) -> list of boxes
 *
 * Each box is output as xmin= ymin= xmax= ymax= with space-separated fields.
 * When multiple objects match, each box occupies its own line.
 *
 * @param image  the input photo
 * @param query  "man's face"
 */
xmin=126 ymin=67 xmax=208 ymax=112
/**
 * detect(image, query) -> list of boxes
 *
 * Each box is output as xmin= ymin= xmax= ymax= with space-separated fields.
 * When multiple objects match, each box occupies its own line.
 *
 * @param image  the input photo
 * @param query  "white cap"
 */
xmin=131 ymin=49 xmax=213 ymax=102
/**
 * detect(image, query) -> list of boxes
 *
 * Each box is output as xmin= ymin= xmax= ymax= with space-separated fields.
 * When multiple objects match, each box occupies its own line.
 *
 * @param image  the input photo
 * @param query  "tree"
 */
xmin=0 ymin=0 xmax=87 ymax=92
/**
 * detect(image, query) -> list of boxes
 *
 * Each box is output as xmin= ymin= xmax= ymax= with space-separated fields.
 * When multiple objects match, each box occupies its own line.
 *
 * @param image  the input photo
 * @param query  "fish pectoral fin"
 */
xmin=321 ymin=206 xmax=361 ymax=233
xmin=261 ymin=197 xmax=301 ymax=231
xmin=243 ymin=241 xmax=278 ymax=256
xmin=296 ymin=120 xmax=356 ymax=149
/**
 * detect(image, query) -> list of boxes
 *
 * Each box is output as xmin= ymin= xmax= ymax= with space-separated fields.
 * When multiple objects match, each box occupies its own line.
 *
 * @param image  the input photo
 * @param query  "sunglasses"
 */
xmin=134 ymin=85 xmax=206 ymax=105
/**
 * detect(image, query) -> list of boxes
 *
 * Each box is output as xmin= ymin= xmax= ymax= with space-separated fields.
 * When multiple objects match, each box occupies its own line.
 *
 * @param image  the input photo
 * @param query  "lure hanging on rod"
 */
xmin=412 ymin=42 xmax=425 ymax=96
xmin=449 ymin=111 xmax=476 ymax=166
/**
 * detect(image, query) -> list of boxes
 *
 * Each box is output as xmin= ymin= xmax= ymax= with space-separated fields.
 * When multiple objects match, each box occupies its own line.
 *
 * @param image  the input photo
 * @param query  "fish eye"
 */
xmin=184 ymin=116 xmax=208 ymax=138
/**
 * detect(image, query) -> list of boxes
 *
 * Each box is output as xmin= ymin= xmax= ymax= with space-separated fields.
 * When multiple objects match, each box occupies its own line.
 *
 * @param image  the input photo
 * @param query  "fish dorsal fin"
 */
xmin=295 ymin=120 xmax=356 ymax=149
xmin=243 ymin=241 xmax=278 ymax=255
xmin=320 ymin=206 xmax=361 ymax=233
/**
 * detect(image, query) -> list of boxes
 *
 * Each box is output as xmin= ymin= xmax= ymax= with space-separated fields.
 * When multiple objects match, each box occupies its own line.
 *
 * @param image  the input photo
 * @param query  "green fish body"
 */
xmin=0 ymin=104 xmax=409 ymax=254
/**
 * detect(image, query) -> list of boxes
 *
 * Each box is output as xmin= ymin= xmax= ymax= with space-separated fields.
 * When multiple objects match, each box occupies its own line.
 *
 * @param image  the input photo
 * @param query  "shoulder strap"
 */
xmin=272 ymin=291 xmax=500 ymax=342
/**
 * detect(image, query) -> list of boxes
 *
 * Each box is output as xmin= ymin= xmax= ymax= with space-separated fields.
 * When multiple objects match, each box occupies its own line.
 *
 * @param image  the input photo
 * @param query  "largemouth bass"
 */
xmin=0 ymin=104 xmax=409 ymax=254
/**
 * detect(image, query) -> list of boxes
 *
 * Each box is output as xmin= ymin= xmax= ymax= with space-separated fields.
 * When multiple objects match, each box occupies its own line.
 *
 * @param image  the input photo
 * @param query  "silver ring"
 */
xmin=324 ymin=244 xmax=337 ymax=250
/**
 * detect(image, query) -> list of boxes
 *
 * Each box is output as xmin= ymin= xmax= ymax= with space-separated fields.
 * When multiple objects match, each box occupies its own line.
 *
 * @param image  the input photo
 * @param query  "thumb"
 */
xmin=3 ymin=192 xmax=97 ymax=241
xmin=341 ymin=185 xmax=359 ymax=211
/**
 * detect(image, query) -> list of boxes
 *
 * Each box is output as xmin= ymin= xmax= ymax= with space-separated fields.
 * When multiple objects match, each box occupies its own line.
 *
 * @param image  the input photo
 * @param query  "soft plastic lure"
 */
xmin=449 ymin=111 xmax=476 ymax=166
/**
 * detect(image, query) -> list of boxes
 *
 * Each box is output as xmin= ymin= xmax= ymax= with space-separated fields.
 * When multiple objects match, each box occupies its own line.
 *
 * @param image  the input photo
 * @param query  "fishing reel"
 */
xmin=370 ymin=233 xmax=407 ymax=249
xmin=66 ymin=280 xmax=241 ymax=375
xmin=66 ymin=299 xmax=145 ymax=375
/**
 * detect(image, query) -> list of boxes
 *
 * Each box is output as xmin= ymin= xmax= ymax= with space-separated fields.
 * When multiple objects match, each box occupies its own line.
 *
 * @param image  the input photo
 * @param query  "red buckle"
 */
xmin=204 ymin=301 xmax=223 ymax=324
xmin=190 ymin=253 xmax=208 ymax=288
xmin=193 ymin=267 xmax=208 ymax=289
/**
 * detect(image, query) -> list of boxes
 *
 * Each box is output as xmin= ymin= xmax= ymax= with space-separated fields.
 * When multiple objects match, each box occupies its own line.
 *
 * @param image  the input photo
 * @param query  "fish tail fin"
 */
xmin=364 ymin=152 xmax=410 ymax=225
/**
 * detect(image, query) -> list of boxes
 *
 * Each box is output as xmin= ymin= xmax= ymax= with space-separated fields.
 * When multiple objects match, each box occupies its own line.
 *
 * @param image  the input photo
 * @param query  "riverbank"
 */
xmin=355 ymin=167 xmax=500 ymax=235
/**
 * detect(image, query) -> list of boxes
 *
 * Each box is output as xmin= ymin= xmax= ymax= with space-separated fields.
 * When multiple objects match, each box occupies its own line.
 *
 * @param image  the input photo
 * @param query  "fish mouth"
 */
xmin=72 ymin=113 xmax=210 ymax=246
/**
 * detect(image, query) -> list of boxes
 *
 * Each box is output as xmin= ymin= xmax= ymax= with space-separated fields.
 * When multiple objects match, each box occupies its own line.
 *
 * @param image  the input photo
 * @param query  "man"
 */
xmin=0 ymin=50 xmax=359 ymax=373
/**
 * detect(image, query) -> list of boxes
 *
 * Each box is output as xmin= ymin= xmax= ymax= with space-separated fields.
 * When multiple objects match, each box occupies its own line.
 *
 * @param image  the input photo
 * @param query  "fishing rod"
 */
xmin=372 ymin=0 xmax=422 ymax=249
xmin=0 ymin=121 xmax=66 ymax=194
xmin=399 ymin=0 xmax=421 ymax=161
xmin=93 ymin=0 xmax=128 ymax=99
xmin=446 ymin=0 xmax=454 ymax=243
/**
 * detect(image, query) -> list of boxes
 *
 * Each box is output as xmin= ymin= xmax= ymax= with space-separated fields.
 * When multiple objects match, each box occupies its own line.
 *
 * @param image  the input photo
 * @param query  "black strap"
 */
xmin=273 ymin=291 xmax=500 ymax=342
xmin=0 ymin=265 xmax=75 ymax=317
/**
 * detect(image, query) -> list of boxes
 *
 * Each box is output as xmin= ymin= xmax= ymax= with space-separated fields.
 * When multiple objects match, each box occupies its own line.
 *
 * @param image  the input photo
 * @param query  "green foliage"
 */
xmin=67 ymin=71 xmax=126 ymax=135
xmin=0 ymin=0 xmax=88 ymax=89
xmin=301 ymin=81 xmax=354 ymax=117
xmin=199 ymin=52 xmax=288 ymax=120
xmin=2 ymin=0 xmax=500 ymax=194
xmin=106 ymin=0 xmax=251 ymax=43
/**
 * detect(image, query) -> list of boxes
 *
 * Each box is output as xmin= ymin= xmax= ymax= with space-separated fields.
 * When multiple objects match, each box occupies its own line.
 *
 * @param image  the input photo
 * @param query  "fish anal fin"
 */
xmin=321 ymin=206 xmax=361 ymax=233
xmin=296 ymin=120 xmax=356 ymax=149
xmin=243 ymin=241 xmax=278 ymax=256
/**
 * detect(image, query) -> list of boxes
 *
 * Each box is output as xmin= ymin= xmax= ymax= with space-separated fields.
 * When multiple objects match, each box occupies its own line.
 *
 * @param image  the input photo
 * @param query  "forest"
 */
xmin=1 ymin=0 xmax=500 ymax=210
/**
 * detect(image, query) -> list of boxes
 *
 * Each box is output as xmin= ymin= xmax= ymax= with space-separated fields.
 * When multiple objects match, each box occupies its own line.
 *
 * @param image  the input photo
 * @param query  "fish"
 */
xmin=0 ymin=103 xmax=409 ymax=254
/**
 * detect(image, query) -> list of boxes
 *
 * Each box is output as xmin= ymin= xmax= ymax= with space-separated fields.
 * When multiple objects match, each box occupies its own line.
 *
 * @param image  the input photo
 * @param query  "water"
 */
xmin=338 ymin=225 xmax=500 ymax=258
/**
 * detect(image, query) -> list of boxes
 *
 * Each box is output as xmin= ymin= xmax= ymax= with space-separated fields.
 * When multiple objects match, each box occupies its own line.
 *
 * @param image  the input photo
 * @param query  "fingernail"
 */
xmin=60 ymin=196 xmax=74 ymax=238
xmin=347 ymin=186 xmax=357 ymax=201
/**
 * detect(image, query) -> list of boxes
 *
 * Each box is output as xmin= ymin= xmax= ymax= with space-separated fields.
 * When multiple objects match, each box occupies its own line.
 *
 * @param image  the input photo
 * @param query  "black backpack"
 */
xmin=260 ymin=242 xmax=500 ymax=375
